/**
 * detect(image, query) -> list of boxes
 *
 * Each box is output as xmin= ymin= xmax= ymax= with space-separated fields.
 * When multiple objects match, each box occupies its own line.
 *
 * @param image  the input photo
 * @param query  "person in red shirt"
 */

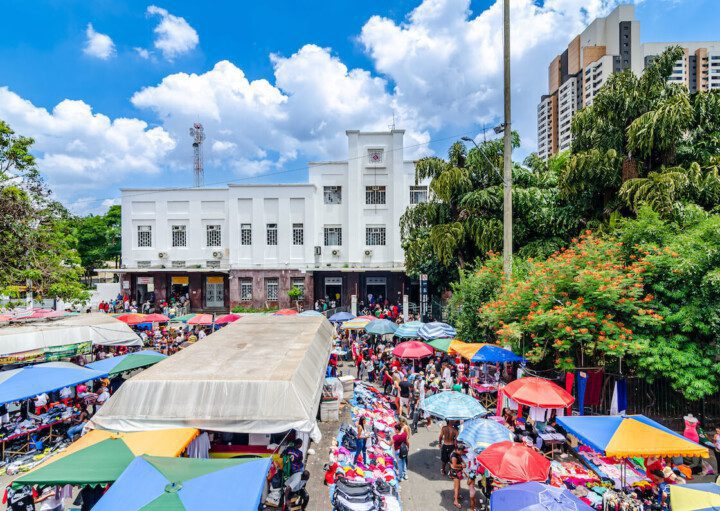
xmin=392 ymin=423 xmax=408 ymax=480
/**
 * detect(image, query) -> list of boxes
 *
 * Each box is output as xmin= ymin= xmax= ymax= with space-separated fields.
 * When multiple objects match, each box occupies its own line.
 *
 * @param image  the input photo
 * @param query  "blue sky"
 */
xmin=0 ymin=0 xmax=717 ymax=213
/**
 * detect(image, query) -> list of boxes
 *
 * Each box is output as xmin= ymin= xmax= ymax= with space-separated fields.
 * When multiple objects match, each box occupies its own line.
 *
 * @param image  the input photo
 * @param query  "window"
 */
xmin=206 ymin=225 xmax=222 ymax=247
xmin=240 ymin=279 xmax=253 ymax=301
xmin=138 ymin=225 xmax=152 ymax=247
xmin=365 ymin=186 xmax=386 ymax=205
xmin=266 ymin=278 xmax=279 ymax=301
xmin=171 ymin=225 xmax=187 ymax=247
xmin=292 ymin=223 xmax=304 ymax=245
xmin=291 ymin=278 xmax=305 ymax=299
xmin=266 ymin=223 xmax=278 ymax=246
xmin=324 ymin=226 xmax=342 ymax=246
xmin=240 ymin=223 xmax=252 ymax=245
xmin=410 ymin=185 xmax=428 ymax=204
xmin=366 ymin=226 xmax=386 ymax=246
xmin=323 ymin=186 xmax=342 ymax=204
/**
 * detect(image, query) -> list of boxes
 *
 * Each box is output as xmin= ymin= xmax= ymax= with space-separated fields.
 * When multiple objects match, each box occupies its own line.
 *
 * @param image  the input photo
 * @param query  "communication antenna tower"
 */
xmin=189 ymin=123 xmax=205 ymax=187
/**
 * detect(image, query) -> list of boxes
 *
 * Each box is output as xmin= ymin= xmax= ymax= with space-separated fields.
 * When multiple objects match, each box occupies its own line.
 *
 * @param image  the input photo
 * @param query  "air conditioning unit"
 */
xmin=314 ymin=246 xmax=322 ymax=256
xmin=364 ymin=249 xmax=373 ymax=256
xmin=332 ymin=249 xmax=340 ymax=256
xmin=158 ymin=252 xmax=167 ymax=259
xmin=212 ymin=251 xmax=223 ymax=259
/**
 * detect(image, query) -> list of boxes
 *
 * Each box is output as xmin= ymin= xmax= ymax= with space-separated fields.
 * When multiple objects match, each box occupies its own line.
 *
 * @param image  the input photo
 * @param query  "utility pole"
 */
xmin=502 ymin=0 xmax=513 ymax=280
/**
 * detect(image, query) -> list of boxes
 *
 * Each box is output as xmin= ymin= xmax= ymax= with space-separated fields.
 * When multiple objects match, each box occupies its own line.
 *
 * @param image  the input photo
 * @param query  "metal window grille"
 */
xmin=410 ymin=186 xmax=428 ymax=204
xmin=240 ymin=279 xmax=253 ymax=301
xmin=138 ymin=225 xmax=152 ymax=247
xmin=266 ymin=223 xmax=278 ymax=246
xmin=291 ymin=278 xmax=305 ymax=298
xmin=266 ymin=278 xmax=279 ymax=301
xmin=171 ymin=225 xmax=187 ymax=247
xmin=240 ymin=224 xmax=252 ymax=245
xmin=292 ymin=223 xmax=304 ymax=245
xmin=206 ymin=225 xmax=222 ymax=247
xmin=324 ymin=226 xmax=342 ymax=246
xmin=323 ymin=186 xmax=342 ymax=204
xmin=206 ymin=260 xmax=221 ymax=269
xmin=366 ymin=226 xmax=386 ymax=246
xmin=365 ymin=186 xmax=386 ymax=205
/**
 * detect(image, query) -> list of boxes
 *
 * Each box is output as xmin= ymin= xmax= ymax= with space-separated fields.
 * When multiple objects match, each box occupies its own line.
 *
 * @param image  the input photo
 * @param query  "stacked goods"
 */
xmin=326 ymin=382 xmax=402 ymax=511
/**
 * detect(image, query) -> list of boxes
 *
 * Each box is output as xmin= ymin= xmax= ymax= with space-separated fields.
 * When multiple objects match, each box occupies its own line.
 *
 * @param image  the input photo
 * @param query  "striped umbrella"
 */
xmin=341 ymin=318 xmax=371 ymax=330
xmin=365 ymin=319 xmax=398 ymax=335
xmin=394 ymin=321 xmax=424 ymax=339
xmin=421 ymin=391 xmax=487 ymax=421
xmin=458 ymin=418 xmax=514 ymax=453
xmin=418 ymin=322 xmax=457 ymax=341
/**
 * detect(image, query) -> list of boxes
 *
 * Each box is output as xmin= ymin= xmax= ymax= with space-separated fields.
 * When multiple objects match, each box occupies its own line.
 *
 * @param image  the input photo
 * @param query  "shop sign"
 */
xmin=207 ymin=276 xmax=224 ymax=284
xmin=171 ymin=276 xmax=190 ymax=285
xmin=137 ymin=277 xmax=153 ymax=285
xmin=0 ymin=349 xmax=45 ymax=365
xmin=122 ymin=280 xmax=130 ymax=289
xmin=44 ymin=342 xmax=92 ymax=362
xmin=325 ymin=277 xmax=342 ymax=285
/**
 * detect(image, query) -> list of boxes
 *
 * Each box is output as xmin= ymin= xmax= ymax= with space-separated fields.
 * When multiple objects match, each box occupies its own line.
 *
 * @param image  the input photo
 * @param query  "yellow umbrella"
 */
xmin=341 ymin=318 xmax=371 ymax=330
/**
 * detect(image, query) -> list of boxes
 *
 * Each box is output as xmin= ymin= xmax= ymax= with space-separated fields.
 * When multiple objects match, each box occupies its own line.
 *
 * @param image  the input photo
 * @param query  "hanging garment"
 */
xmin=564 ymin=372 xmax=575 ymax=416
xmin=583 ymin=369 xmax=604 ymax=406
xmin=576 ymin=372 xmax=587 ymax=416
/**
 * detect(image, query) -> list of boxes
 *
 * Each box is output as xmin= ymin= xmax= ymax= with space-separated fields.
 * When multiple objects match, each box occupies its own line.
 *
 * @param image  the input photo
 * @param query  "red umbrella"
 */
xmin=215 ymin=313 xmax=242 ymax=324
xmin=115 ymin=313 xmax=147 ymax=325
xmin=187 ymin=313 xmax=214 ymax=325
xmin=143 ymin=313 xmax=170 ymax=323
xmin=392 ymin=341 xmax=434 ymax=359
xmin=273 ymin=309 xmax=299 ymax=316
xmin=477 ymin=441 xmax=551 ymax=482
xmin=503 ymin=377 xmax=575 ymax=408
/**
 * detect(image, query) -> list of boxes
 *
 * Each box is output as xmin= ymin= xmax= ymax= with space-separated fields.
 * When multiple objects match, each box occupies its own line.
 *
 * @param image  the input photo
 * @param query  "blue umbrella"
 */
xmin=458 ymin=418 xmax=514 ymax=453
xmin=365 ymin=319 xmax=398 ymax=335
xmin=470 ymin=344 xmax=525 ymax=363
xmin=299 ymin=310 xmax=323 ymax=317
xmin=421 ymin=391 xmax=487 ymax=420
xmin=490 ymin=482 xmax=594 ymax=511
xmin=329 ymin=311 xmax=355 ymax=323
xmin=394 ymin=321 xmax=424 ymax=339
xmin=418 ymin=321 xmax=457 ymax=340
xmin=92 ymin=455 xmax=271 ymax=511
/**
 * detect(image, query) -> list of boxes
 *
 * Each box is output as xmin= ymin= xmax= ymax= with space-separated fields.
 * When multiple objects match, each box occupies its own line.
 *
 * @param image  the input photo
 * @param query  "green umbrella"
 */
xmin=427 ymin=338 xmax=453 ymax=352
xmin=86 ymin=350 xmax=167 ymax=377
xmin=170 ymin=314 xmax=196 ymax=323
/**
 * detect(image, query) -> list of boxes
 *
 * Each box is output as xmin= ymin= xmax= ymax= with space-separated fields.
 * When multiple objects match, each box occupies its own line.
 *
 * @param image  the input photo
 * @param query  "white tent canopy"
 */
xmin=0 ymin=313 xmax=142 ymax=356
xmin=91 ymin=315 xmax=334 ymax=437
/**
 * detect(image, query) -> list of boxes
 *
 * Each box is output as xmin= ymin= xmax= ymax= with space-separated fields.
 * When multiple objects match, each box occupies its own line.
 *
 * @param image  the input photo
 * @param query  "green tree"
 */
xmin=72 ymin=205 xmax=122 ymax=275
xmin=0 ymin=120 xmax=88 ymax=302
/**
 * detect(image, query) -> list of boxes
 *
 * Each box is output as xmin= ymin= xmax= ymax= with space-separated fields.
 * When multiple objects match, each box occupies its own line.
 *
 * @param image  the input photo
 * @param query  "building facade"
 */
xmin=118 ymin=129 xmax=427 ymax=312
xmin=536 ymin=4 xmax=720 ymax=160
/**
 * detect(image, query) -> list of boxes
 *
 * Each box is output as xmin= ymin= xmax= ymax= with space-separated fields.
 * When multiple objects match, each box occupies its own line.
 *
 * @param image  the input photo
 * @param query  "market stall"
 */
xmin=92 ymin=455 xmax=271 ymax=511
xmin=421 ymin=391 xmax=488 ymax=421
xmin=86 ymin=350 xmax=167 ymax=376
xmin=90 ymin=316 xmax=334 ymax=441
xmin=477 ymin=441 xmax=551 ymax=483
xmin=490 ymin=482 xmax=594 ymax=511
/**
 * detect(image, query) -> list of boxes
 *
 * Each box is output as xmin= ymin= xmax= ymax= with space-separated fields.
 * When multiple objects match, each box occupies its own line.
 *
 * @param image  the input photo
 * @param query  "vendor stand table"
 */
xmin=1 ymin=414 xmax=75 ymax=459
xmin=470 ymin=382 xmax=500 ymax=409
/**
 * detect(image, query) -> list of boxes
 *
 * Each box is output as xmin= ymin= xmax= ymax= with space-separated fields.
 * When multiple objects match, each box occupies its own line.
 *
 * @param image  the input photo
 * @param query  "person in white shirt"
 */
xmin=198 ymin=329 xmax=206 ymax=340
xmin=34 ymin=393 xmax=49 ymax=413
xmin=59 ymin=387 xmax=73 ymax=401
xmin=36 ymin=486 xmax=65 ymax=511
xmin=442 ymin=364 xmax=453 ymax=389
xmin=96 ymin=387 xmax=110 ymax=407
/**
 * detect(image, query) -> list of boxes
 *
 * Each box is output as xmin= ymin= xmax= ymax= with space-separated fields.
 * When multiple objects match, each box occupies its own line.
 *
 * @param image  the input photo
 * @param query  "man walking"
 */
xmin=439 ymin=421 xmax=458 ymax=476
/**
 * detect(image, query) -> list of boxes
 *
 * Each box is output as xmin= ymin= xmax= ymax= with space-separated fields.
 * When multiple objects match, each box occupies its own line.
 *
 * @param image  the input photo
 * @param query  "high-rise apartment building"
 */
xmin=537 ymin=4 xmax=720 ymax=160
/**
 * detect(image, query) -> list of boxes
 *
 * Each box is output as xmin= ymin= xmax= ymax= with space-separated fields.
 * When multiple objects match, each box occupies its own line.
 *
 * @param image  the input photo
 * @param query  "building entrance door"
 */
xmin=365 ymin=277 xmax=387 ymax=304
xmin=206 ymin=276 xmax=225 ymax=308
xmin=324 ymin=277 xmax=342 ymax=307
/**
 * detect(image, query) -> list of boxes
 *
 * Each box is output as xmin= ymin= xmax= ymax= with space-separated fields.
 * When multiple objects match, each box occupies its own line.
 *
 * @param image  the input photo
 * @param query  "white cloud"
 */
xmin=134 ymin=47 xmax=151 ymax=59
xmin=146 ymin=5 xmax=199 ymax=61
xmin=359 ymin=0 xmax=633 ymax=150
xmin=83 ymin=23 xmax=115 ymax=60
xmin=0 ymin=87 xmax=176 ymax=204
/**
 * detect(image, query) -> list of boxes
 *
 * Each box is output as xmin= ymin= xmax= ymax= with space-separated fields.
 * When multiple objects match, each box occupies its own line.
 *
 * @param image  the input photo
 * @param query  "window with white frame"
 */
xmin=365 ymin=186 xmax=386 ymax=205
xmin=366 ymin=226 xmax=386 ymax=246
xmin=291 ymin=278 xmax=305 ymax=299
xmin=410 ymin=185 xmax=428 ymax=204
xmin=266 ymin=278 xmax=279 ymax=301
xmin=323 ymin=186 xmax=342 ymax=204
xmin=240 ymin=223 xmax=252 ymax=245
xmin=266 ymin=223 xmax=278 ymax=246
xmin=292 ymin=223 xmax=304 ymax=245
xmin=171 ymin=225 xmax=187 ymax=247
xmin=206 ymin=225 xmax=222 ymax=247
xmin=137 ymin=225 xmax=152 ymax=247
xmin=240 ymin=278 xmax=253 ymax=301
xmin=324 ymin=226 xmax=342 ymax=246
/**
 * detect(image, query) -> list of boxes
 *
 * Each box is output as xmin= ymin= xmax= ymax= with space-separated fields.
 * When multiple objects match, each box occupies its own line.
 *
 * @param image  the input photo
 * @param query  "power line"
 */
xmin=65 ymin=129 xmax=484 ymax=209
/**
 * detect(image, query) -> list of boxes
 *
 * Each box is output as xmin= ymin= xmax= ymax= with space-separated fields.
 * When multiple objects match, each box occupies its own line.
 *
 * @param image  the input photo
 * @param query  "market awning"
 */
xmin=670 ymin=483 xmax=720 ymax=511
xmin=0 ymin=313 xmax=142 ymax=362
xmin=0 ymin=362 xmax=107 ymax=406
xmin=556 ymin=415 xmax=709 ymax=458
xmin=13 ymin=428 xmax=198 ymax=487
xmin=92 ymin=455 xmax=271 ymax=511
xmin=86 ymin=351 xmax=167 ymax=377
xmin=91 ymin=316 xmax=334 ymax=436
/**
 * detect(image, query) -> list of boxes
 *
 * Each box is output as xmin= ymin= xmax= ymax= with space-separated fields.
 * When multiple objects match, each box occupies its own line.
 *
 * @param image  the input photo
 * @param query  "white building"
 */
xmin=119 ymin=129 xmax=427 ymax=311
